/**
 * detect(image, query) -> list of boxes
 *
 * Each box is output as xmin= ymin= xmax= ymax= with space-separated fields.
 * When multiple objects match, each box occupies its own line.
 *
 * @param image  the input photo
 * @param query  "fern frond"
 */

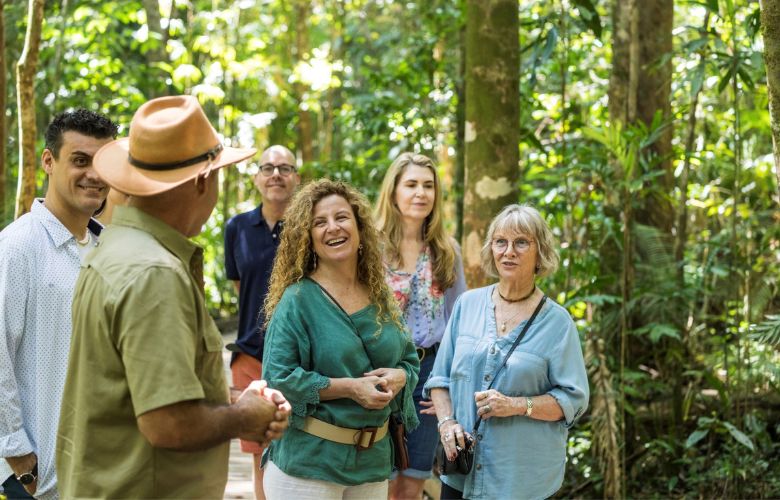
xmin=750 ymin=314 xmax=780 ymax=347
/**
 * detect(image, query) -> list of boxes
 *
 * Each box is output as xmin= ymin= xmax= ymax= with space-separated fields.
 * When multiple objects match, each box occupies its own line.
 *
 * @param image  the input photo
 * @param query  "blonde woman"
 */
xmin=262 ymin=179 xmax=420 ymax=499
xmin=375 ymin=153 xmax=466 ymax=499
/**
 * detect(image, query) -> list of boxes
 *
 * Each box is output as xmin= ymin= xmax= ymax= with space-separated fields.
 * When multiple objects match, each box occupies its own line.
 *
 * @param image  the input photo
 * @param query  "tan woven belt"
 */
xmin=302 ymin=416 xmax=389 ymax=450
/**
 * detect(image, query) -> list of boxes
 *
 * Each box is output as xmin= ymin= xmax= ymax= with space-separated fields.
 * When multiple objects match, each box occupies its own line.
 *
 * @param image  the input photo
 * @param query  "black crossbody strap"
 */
xmin=473 ymin=294 xmax=547 ymax=434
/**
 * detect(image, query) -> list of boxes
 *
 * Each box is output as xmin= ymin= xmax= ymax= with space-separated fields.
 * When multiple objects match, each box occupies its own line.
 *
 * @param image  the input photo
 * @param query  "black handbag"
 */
xmin=436 ymin=295 xmax=547 ymax=476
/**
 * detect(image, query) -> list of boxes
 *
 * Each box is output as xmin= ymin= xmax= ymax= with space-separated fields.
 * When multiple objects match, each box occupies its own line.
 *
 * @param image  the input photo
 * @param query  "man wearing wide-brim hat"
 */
xmin=56 ymin=95 xmax=292 ymax=499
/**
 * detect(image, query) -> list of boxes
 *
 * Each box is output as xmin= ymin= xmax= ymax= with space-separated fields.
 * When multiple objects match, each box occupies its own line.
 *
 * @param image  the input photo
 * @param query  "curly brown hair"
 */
xmin=264 ymin=178 xmax=403 ymax=332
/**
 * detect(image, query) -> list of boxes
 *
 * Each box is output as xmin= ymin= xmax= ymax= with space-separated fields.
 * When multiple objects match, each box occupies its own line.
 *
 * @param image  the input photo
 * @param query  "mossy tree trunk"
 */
xmin=15 ymin=0 xmax=44 ymax=219
xmin=760 ymin=0 xmax=780 ymax=193
xmin=461 ymin=0 xmax=519 ymax=287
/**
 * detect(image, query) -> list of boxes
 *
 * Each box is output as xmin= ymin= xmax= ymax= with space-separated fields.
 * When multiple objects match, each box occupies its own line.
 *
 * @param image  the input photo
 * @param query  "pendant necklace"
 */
xmin=496 ymin=285 xmax=536 ymax=333
xmin=499 ymin=307 xmax=525 ymax=333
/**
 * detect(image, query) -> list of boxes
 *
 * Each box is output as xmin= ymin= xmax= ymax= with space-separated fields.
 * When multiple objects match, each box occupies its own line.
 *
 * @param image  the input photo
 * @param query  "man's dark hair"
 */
xmin=44 ymin=109 xmax=118 ymax=159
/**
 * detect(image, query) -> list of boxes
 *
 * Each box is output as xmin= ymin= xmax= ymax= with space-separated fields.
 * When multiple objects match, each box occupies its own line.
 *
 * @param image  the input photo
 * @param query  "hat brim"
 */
xmin=93 ymin=138 xmax=257 ymax=196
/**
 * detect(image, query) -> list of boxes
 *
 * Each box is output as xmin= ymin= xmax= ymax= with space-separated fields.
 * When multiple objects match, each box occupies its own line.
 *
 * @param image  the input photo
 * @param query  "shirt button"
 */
xmin=484 ymin=374 xmax=491 ymax=382
xmin=490 ymin=346 xmax=496 ymax=354
xmin=478 ymin=434 xmax=483 ymax=441
xmin=476 ymin=464 xmax=482 ymax=470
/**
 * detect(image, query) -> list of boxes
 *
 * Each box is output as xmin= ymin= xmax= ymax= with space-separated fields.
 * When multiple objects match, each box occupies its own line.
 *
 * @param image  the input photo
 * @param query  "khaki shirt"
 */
xmin=57 ymin=206 xmax=229 ymax=499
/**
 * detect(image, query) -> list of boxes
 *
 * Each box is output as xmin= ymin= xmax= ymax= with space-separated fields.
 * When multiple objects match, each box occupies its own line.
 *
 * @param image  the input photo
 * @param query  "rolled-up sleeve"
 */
xmin=423 ymin=296 xmax=463 ymax=398
xmin=262 ymin=307 xmax=330 ymax=424
xmin=547 ymin=320 xmax=589 ymax=428
xmin=0 ymin=245 xmax=34 ymax=458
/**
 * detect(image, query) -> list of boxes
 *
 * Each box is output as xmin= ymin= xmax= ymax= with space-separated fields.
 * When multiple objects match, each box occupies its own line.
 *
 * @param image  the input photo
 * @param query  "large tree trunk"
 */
xmin=461 ymin=0 xmax=519 ymax=287
xmin=609 ymin=0 xmax=675 ymax=230
xmin=603 ymin=0 xmax=675 ymax=497
xmin=0 ymin=0 xmax=7 ymax=222
xmin=294 ymin=0 xmax=314 ymax=163
xmin=15 ymin=0 xmax=44 ymax=219
xmin=760 ymin=0 xmax=780 ymax=193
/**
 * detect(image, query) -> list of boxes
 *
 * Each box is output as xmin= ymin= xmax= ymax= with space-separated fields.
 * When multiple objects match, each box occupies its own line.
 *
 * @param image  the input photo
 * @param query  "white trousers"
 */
xmin=263 ymin=461 xmax=389 ymax=500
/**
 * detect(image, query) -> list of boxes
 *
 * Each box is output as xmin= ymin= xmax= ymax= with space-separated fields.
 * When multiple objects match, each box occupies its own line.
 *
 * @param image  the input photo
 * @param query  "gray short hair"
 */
xmin=480 ymin=204 xmax=560 ymax=278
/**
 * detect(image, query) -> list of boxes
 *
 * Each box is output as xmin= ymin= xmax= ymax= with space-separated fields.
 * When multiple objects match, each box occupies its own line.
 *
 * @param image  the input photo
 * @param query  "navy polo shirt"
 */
xmin=224 ymin=204 xmax=282 ymax=361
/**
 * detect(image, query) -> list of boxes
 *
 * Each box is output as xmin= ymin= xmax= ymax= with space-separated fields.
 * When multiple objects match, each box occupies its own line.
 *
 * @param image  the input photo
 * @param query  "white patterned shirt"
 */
xmin=0 ymin=200 xmax=100 ymax=499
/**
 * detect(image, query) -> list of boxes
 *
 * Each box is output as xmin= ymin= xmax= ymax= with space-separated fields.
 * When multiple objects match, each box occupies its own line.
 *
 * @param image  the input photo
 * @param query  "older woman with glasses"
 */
xmin=424 ymin=204 xmax=589 ymax=500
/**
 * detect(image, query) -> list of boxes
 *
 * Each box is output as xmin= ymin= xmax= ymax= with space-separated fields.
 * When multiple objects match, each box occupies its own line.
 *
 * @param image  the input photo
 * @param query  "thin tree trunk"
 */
xmin=454 ymin=18 xmax=466 ymax=243
xmin=760 ymin=0 xmax=780 ymax=193
xmin=462 ymin=0 xmax=519 ymax=287
xmin=46 ymin=0 xmax=69 ymax=116
xmin=294 ymin=0 xmax=314 ymax=162
xmin=15 ymin=0 xmax=45 ymax=219
xmin=142 ymin=0 xmax=169 ymax=97
xmin=0 ymin=0 xmax=7 ymax=222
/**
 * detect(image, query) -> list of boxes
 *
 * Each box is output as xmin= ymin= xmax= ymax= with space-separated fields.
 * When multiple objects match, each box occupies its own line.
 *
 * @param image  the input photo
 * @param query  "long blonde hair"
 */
xmin=374 ymin=152 xmax=457 ymax=290
xmin=264 ymin=179 xmax=403 ymax=330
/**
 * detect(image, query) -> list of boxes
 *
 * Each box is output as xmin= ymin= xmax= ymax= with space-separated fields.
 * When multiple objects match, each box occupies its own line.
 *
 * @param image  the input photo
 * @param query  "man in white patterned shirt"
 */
xmin=0 ymin=110 xmax=117 ymax=499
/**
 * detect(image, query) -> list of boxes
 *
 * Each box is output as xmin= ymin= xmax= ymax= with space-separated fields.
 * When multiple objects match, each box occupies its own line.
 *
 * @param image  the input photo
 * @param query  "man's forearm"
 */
xmin=137 ymin=399 xmax=272 ymax=452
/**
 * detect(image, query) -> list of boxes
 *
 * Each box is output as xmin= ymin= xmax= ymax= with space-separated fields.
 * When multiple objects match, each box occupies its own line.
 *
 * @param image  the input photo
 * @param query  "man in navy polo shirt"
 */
xmin=224 ymin=145 xmax=300 ymax=499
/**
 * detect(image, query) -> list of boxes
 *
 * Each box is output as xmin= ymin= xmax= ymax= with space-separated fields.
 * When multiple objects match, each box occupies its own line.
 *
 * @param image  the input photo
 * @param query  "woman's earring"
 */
xmin=358 ymin=244 xmax=364 ymax=257
xmin=312 ymin=252 xmax=318 ymax=270
xmin=535 ymin=264 xmax=541 ymax=274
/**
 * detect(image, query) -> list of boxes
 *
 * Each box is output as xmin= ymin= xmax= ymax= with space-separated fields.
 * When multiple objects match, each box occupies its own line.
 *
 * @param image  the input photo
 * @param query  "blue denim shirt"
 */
xmin=424 ymin=285 xmax=589 ymax=500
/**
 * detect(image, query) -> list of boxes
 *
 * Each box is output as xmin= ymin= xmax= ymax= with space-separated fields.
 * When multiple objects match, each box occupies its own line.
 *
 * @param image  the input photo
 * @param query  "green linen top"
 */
xmin=262 ymin=278 xmax=420 ymax=486
xmin=57 ymin=206 xmax=230 ymax=499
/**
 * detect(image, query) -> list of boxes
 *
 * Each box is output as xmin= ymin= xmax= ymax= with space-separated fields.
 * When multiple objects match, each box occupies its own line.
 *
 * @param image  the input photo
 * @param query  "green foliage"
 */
xmin=1 ymin=0 xmax=778 ymax=497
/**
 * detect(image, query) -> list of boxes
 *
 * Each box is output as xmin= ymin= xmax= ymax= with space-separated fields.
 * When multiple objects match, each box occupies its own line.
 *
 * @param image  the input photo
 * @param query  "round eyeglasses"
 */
xmin=492 ymin=237 xmax=534 ymax=253
xmin=259 ymin=163 xmax=297 ymax=176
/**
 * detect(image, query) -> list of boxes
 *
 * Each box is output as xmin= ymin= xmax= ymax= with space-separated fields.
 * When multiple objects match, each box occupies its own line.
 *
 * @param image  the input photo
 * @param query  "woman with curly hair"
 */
xmin=261 ymin=179 xmax=420 ymax=499
xmin=375 ymin=152 xmax=466 ymax=499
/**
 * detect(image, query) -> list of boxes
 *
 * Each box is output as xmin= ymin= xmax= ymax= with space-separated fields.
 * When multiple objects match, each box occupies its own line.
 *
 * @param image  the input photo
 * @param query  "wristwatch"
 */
xmin=16 ymin=463 xmax=38 ymax=485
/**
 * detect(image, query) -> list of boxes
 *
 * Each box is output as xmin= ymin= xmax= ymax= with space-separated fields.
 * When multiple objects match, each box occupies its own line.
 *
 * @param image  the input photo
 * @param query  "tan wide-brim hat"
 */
xmin=94 ymin=95 xmax=256 ymax=196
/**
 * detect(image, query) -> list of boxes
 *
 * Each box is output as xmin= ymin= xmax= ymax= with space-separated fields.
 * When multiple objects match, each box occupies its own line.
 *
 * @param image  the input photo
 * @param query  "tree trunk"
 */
xmin=454 ymin=19 xmax=466 ymax=243
xmin=46 ymin=0 xmax=69 ymax=118
xmin=462 ymin=0 xmax=519 ymax=287
xmin=610 ymin=0 xmax=675 ymax=230
xmin=0 ymin=0 xmax=7 ymax=222
xmin=294 ymin=0 xmax=314 ymax=163
xmin=15 ymin=0 xmax=44 ymax=219
xmin=760 ymin=0 xmax=780 ymax=193
xmin=142 ymin=0 xmax=169 ymax=97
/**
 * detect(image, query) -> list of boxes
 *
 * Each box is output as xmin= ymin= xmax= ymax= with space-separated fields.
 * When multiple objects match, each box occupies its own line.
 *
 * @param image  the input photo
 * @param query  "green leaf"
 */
xmin=572 ymin=0 xmax=603 ymax=38
xmin=723 ymin=422 xmax=755 ymax=451
xmin=706 ymin=0 xmax=719 ymax=14
xmin=685 ymin=429 xmax=709 ymax=448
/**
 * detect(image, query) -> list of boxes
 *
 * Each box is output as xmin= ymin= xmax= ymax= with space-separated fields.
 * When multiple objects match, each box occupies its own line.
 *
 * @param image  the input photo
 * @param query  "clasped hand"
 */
xmin=351 ymin=367 xmax=406 ymax=410
xmin=236 ymin=380 xmax=292 ymax=445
